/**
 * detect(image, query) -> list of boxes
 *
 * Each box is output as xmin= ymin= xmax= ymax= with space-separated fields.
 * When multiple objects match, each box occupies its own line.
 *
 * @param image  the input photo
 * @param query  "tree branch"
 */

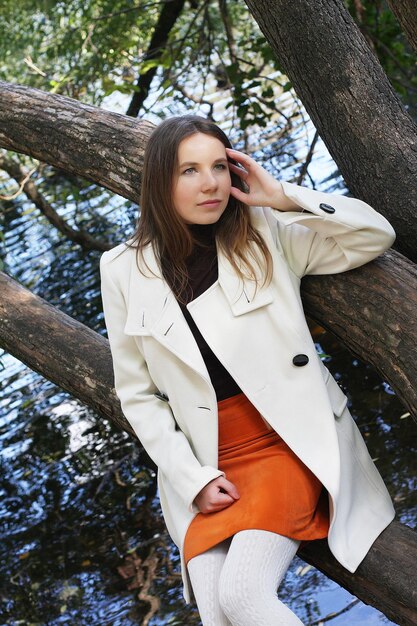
xmin=386 ymin=0 xmax=417 ymax=57
xmin=125 ymin=0 xmax=187 ymax=117
xmin=0 ymin=81 xmax=154 ymax=202
xmin=0 ymin=154 xmax=112 ymax=251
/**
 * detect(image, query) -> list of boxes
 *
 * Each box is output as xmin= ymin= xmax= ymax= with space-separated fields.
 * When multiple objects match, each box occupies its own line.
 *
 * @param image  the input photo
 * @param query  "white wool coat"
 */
xmin=100 ymin=181 xmax=396 ymax=601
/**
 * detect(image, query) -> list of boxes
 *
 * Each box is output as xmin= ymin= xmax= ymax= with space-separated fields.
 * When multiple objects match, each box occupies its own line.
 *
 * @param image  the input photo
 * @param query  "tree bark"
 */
xmin=0 ymin=272 xmax=128 ymax=435
xmin=299 ymin=521 xmax=417 ymax=626
xmin=243 ymin=0 xmax=417 ymax=262
xmin=386 ymin=0 xmax=417 ymax=57
xmin=0 ymin=81 xmax=154 ymax=202
xmin=0 ymin=270 xmax=416 ymax=625
xmin=302 ymin=249 xmax=417 ymax=421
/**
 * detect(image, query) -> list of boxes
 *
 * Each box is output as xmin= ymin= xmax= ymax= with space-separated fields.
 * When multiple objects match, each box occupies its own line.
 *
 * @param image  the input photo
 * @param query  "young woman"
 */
xmin=100 ymin=115 xmax=396 ymax=625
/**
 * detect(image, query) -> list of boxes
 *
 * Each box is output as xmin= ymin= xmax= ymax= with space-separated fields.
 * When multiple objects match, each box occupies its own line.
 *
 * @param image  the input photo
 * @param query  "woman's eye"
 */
xmin=183 ymin=167 xmax=196 ymax=175
xmin=214 ymin=163 xmax=226 ymax=171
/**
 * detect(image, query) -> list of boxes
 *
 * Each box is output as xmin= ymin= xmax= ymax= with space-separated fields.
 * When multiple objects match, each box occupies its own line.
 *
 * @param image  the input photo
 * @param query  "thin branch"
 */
xmin=218 ymin=0 xmax=237 ymax=64
xmin=0 ymin=155 xmax=112 ymax=252
xmin=171 ymin=80 xmax=214 ymax=116
xmin=309 ymin=598 xmax=361 ymax=625
xmin=91 ymin=0 xmax=174 ymax=22
xmin=297 ymin=129 xmax=319 ymax=185
xmin=0 ymin=163 xmax=39 ymax=200
xmin=125 ymin=0 xmax=187 ymax=117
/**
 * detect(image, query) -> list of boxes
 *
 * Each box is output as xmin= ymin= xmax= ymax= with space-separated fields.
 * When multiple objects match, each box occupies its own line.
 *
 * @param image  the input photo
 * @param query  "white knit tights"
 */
xmin=187 ymin=529 xmax=303 ymax=626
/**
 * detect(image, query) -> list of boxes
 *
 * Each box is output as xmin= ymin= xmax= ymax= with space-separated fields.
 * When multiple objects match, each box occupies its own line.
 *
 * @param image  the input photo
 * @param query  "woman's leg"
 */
xmin=187 ymin=538 xmax=233 ymax=626
xmin=218 ymin=529 xmax=303 ymax=626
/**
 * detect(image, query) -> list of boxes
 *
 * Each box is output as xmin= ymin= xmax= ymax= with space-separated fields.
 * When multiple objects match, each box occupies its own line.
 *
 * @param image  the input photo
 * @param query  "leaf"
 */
xmin=399 ymin=412 xmax=410 ymax=419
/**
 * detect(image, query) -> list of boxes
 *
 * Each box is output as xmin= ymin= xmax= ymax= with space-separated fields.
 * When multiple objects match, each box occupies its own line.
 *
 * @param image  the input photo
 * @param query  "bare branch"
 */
xmin=125 ymin=0 xmax=187 ymax=117
xmin=0 ymin=154 xmax=112 ymax=251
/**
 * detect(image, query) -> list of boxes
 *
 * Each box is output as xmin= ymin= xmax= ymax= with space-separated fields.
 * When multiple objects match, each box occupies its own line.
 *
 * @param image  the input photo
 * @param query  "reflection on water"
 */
xmin=0 ymin=167 xmax=415 ymax=625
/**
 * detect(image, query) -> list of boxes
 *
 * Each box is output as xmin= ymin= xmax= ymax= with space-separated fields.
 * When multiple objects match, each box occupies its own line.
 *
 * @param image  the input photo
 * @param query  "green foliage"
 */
xmin=0 ymin=0 xmax=414 ymax=155
xmin=0 ymin=0 xmax=158 ymax=103
xmin=0 ymin=0 xmax=293 ymax=138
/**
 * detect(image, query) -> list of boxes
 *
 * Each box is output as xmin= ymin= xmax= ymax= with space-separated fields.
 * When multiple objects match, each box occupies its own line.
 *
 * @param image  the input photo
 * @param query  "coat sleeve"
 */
xmin=268 ymin=181 xmax=396 ymax=278
xmin=100 ymin=252 xmax=224 ymax=512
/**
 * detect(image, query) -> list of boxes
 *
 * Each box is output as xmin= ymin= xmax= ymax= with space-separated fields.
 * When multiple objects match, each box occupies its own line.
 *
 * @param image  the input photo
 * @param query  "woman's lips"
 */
xmin=198 ymin=199 xmax=222 ymax=206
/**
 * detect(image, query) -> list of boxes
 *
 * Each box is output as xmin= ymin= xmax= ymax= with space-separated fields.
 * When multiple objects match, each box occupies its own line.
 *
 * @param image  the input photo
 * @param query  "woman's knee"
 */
xmin=218 ymin=582 xmax=244 ymax=621
xmin=218 ymin=568 xmax=263 ymax=621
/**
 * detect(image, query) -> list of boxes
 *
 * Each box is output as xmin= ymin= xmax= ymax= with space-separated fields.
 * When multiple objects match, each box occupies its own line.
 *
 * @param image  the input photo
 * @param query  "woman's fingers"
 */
xmin=226 ymin=147 xmax=254 ymax=169
xmin=227 ymin=146 xmax=285 ymax=208
xmin=194 ymin=476 xmax=240 ymax=513
xmin=205 ymin=477 xmax=240 ymax=512
xmin=228 ymin=162 xmax=248 ymax=179
xmin=230 ymin=186 xmax=249 ymax=203
xmin=212 ymin=491 xmax=235 ymax=509
xmin=217 ymin=476 xmax=240 ymax=500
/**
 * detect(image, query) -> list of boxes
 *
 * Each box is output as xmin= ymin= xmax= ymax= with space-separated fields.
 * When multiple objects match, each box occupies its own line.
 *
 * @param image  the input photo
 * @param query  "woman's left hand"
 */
xmin=226 ymin=148 xmax=299 ymax=211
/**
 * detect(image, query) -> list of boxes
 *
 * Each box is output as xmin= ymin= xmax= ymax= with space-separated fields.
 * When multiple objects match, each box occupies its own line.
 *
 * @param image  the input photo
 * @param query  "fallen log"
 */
xmin=302 ymin=248 xmax=417 ymax=423
xmin=299 ymin=521 xmax=417 ymax=626
xmin=2 ymin=248 xmax=417 ymax=424
xmin=0 ymin=269 xmax=416 ymax=624
xmin=0 ymin=80 xmax=153 ymax=202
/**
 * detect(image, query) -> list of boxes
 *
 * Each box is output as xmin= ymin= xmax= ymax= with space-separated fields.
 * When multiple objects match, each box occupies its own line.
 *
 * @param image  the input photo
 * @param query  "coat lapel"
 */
xmin=123 ymin=243 xmax=211 ymax=382
xmin=217 ymin=245 xmax=274 ymax=316
xmin=123 ymin=236 xmax=275 ymax=378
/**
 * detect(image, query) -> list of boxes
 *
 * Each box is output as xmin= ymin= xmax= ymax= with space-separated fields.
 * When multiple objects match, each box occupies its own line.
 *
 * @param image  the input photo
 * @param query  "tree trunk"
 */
xmin=0 ymin=270 xmax=416 ymax=624
xmin=1 ymin=78 xmax=416 ymax=264
xmin=0 ymin=272 xmax=127 ymax=434
xmin=2 ymin=250 xmax=417 ymax=423
xmin=387 ymin=0 xmax=417 ymax=56
xmin=1 ymin=78 xmax=416 ymax=260
xmin=0 ymin=81 xmax=154 ymax=202
xmin=243 ymin=0 xmax=417 ymax=263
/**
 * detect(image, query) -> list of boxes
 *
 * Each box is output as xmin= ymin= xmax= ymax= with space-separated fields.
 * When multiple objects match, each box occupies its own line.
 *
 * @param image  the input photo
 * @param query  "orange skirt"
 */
xmin=184 ymin=393 xmax=329 ymax=564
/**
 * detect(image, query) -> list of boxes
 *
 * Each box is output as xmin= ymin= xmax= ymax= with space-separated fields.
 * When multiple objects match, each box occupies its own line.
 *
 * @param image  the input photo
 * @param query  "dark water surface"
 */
xmin=0 ymin=169 xmax=415 ymax=626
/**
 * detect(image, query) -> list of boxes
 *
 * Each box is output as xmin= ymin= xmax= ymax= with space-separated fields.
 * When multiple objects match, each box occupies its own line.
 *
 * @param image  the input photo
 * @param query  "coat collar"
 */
xmin=124 ymin=234 xmax=274 ymax=328
xmin=123 ymin=233 xmax=274 ymax=379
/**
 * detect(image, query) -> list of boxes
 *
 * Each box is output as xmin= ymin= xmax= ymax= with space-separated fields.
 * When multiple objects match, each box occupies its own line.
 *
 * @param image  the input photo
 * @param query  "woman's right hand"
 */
xmin=194 ymin=476 xmax=240 ymax=514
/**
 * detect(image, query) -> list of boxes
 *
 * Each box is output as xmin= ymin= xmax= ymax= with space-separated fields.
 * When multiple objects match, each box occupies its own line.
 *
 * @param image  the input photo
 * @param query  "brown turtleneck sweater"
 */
xmin=177 ymin=223 xmax=242 ymax=401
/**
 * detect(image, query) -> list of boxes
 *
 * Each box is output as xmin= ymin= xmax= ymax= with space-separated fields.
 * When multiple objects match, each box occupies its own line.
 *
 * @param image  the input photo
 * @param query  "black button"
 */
xmin=319 ymin=202 xmax=335 ymax=214
xmin=292 ymin=354 xmax=309 ymax=367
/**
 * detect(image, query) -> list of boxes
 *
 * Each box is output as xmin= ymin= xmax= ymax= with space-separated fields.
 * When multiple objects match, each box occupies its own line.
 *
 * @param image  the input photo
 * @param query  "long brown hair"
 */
xmin=131 ymin=115 xmax=272 ymax=301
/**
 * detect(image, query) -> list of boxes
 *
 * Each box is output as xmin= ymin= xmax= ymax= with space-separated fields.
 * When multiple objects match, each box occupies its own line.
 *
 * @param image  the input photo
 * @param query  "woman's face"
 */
xmin=172 ymin=132 xmax=232 ymax=225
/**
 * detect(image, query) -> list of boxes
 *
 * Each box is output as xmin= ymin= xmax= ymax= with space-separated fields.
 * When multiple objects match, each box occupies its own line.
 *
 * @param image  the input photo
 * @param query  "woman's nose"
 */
xmin=201 ymin=170 xmax=218 ymax=190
